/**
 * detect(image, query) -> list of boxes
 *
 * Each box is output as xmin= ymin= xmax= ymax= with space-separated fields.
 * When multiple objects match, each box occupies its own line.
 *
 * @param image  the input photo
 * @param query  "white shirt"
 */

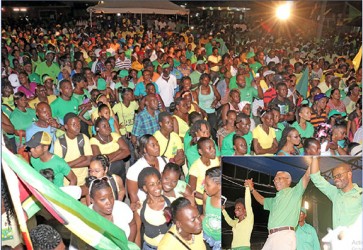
xmin=155 ymin=74 xmax=177 ymax=108
xmin=126 ymin=157 xmax=167 ymax=202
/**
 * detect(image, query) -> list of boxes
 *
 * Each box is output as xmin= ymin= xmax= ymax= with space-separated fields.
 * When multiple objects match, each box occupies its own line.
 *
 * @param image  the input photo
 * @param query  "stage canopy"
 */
xmin=87 ymin=1 xmax=190 ymax=15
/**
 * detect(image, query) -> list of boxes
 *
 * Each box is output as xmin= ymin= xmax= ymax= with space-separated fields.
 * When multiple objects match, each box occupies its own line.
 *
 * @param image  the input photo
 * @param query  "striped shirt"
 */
xmin=310 ymin=109 xmax=327 ymax=127
xmin=115 ymin=57 xmax=131 ymax=70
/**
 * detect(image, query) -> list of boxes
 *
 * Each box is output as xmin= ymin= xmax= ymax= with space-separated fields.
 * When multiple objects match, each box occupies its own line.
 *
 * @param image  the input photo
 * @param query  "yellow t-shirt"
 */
xmin=153 ymin=130 xmax=183 ymax=159
xmin=252 ymin=125 xmax=276 ymax=155
xmin=138 ymin=202 xmax=168 ymax=247
xmin=89 ymin=132 xmax=120 ymax=155
xmin=91 ymin=103 xmax=115 ymax=122
xmin=173 ymin=115 xmax=190 ymax=139
xmin=208 ymin=54 xmax=221 ymax=72
xmin=158 ymin=225 xmax=206 ymax=250
xmin=112 ymin=101 xmax=139 ymax=135
xmin=28 ymin=95 xmax=57 ymax=109
xmin=189 ymin=158 xmax=220 ymax=205
xmin=54 ymin=134 xmax=93 ymax=186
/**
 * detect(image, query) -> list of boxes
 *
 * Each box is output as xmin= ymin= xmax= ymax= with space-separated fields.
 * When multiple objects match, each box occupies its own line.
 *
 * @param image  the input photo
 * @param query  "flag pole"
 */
xmin=2 ymin=160 xmax=34 ymax=250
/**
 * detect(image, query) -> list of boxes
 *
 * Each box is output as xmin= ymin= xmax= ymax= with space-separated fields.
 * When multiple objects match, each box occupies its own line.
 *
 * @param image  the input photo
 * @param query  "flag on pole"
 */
xmin=2 ymin=147 xmax=139 ymax=250
xmin=352 ymin=46 xmax=362 ymax=72
xmin=295 ymin=67 xmax=310 ymax=99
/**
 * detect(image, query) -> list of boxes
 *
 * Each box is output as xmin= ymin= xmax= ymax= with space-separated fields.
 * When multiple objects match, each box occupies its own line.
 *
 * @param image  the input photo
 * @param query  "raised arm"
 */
xmin=245 ymin=179 xmax=264 ymax=205
xmin=301 ymin=159 xmax=311 ymax=189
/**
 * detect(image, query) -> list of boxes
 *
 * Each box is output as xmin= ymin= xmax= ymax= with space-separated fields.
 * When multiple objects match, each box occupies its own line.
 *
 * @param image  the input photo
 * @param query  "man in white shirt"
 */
xmin=156 ymin=64 xmax=177 ymax=111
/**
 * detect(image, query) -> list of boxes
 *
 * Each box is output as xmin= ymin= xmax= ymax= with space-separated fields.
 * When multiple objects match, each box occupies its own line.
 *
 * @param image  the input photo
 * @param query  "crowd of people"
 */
xmin=1 ymin=10 xmax=362 ymax=250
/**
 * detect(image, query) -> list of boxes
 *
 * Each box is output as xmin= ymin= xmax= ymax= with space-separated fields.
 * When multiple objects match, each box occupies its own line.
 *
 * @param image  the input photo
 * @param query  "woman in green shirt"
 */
xmin=291 ymin=104 xmax=314 ymax=140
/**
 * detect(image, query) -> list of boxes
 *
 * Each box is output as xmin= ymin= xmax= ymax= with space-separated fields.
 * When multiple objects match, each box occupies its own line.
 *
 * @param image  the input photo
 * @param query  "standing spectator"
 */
xmin=156 ymin=64 xmax=177 ymax=111
xmin=295 ymin=208 xmax=320 ymax=250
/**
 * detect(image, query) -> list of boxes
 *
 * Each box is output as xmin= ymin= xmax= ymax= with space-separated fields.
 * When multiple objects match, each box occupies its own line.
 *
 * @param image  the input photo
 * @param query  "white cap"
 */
xmin=94 ymin=48 xmax=101 ymax=58
xmin=8 ymin=73 xmax=20 ymax=87
xmin=263 ymin=70 xmax=275 ymax=77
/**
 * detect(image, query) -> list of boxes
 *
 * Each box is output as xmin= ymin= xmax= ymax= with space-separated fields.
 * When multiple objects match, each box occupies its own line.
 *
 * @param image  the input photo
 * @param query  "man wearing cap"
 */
xmin=23 ymin=60 xmax=41 ymax=85
xmin=115 ymin=49 xmax=131 ymax=70
xmin=113 ymin=70 xmax=133 ymax=98
xmin=35 ymin=50 xmax=60 ymax=81
xmin=296 ymin=207 xmax=320 ymax=250
xmin=54 ymin=113 xmax=93 ymax=186
xmin=245 ymin=164 xmax=311 ymax=250
xmin=310 ymin=157 xmax=362 ymax=229
xmin=156 ymin=64 xmax=177 ymax=111
xmin=247 ymin=51 xmax=261 ymax=74
xmin=26 ymin=131 xmax=77 ymax=188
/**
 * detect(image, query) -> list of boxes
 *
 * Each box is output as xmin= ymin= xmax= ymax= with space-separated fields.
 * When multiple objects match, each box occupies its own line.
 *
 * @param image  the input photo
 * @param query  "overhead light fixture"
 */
xmin=13 ymin=8 xmax=20 ymax=12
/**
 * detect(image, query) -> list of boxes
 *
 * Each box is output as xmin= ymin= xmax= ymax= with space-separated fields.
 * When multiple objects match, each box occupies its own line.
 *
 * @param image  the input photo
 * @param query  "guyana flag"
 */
xmin=2 ymin=147 xmax=139 ymax=250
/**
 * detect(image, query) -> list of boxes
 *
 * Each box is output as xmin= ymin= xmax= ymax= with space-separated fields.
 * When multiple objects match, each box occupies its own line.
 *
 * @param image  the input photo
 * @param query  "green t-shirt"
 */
xmin=9 ymin=108 xmax=37 ymax=144
xmin=310 ymin=172 xmax=362 ymax=229
xmin=249 ymin=62 xmax=262 ymax=74
xmin=185 ymin=141 xmax=220 ymax=169
xmin=202 ymin=195 xmax=221 ymax=241
xmin=264 ymin=178 xmax=305 ymax=230
xmin=296 ymin=223 xmax=320 ymax=250
xmin=35 ymin=61 xmax=61 ymax=80
xmin=73 ymin=89 xmax=91 ymax=105
xmin=30 ymin=155 xmax=71 ymax=187
xmin=50 ymin=96 xmax=79 ymax=124
xmin=229 ymin=73 xmax=254 ymax=89
xmin=189 ymin=70 xmax=202 ymax=86
xmin=221 ymin=131 xmax=253 ymax=156
xmin=291 ymin=121 xmax=314 ymax=139
xmin=275 ymin=123 xmax=285 ymax=142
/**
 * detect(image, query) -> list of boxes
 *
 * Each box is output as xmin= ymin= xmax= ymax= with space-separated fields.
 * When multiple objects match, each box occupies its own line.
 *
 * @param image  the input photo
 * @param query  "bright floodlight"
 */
xmin=276 ymin=3 xmax=291 ymax=20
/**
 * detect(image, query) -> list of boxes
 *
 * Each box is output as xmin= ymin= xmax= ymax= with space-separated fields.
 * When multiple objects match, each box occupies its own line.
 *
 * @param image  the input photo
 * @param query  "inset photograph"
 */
xmin=221 ymin=156 xmax=362 ymax=250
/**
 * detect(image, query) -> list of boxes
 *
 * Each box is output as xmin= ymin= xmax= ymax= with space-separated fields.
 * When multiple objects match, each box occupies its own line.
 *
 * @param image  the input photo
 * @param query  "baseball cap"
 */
xmin=300 ymin=207 xmax=307 ymax=214
xmin=328 ymin=110 xmax=347 ymax=119
xmin=25 ymin=131 xmax=52 ymax=148
xmin=314 ymin=93 xmax=328 ymax=102
xmin=263 ymin=70 xmax=275 ymax=77
xmin=246 ymin=51 xmax=255 ymax=59
xmin=29 ymin=73 xmax=41 ymax=84
xmin=97 ymin=78 xmax=107 ymax=91
xmin=45 ymin=50 xmax=55 ymax=56
xmin=8 ymin=74 xmax=20 ymax=88
xmin=196 ymin=60 xmax=205 ymax=65
xmin=162 ymin=63 xmax=171 ymax=69
xmin=118 ymin=70 xmax=129 ymax=78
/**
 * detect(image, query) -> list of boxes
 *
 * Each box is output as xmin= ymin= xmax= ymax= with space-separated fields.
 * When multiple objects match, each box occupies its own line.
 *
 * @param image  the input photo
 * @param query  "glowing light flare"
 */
xmin=276 ymin=2 xmax=292 ymax=20
xmin=304 ymin=201 xmax=309 ymax=210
